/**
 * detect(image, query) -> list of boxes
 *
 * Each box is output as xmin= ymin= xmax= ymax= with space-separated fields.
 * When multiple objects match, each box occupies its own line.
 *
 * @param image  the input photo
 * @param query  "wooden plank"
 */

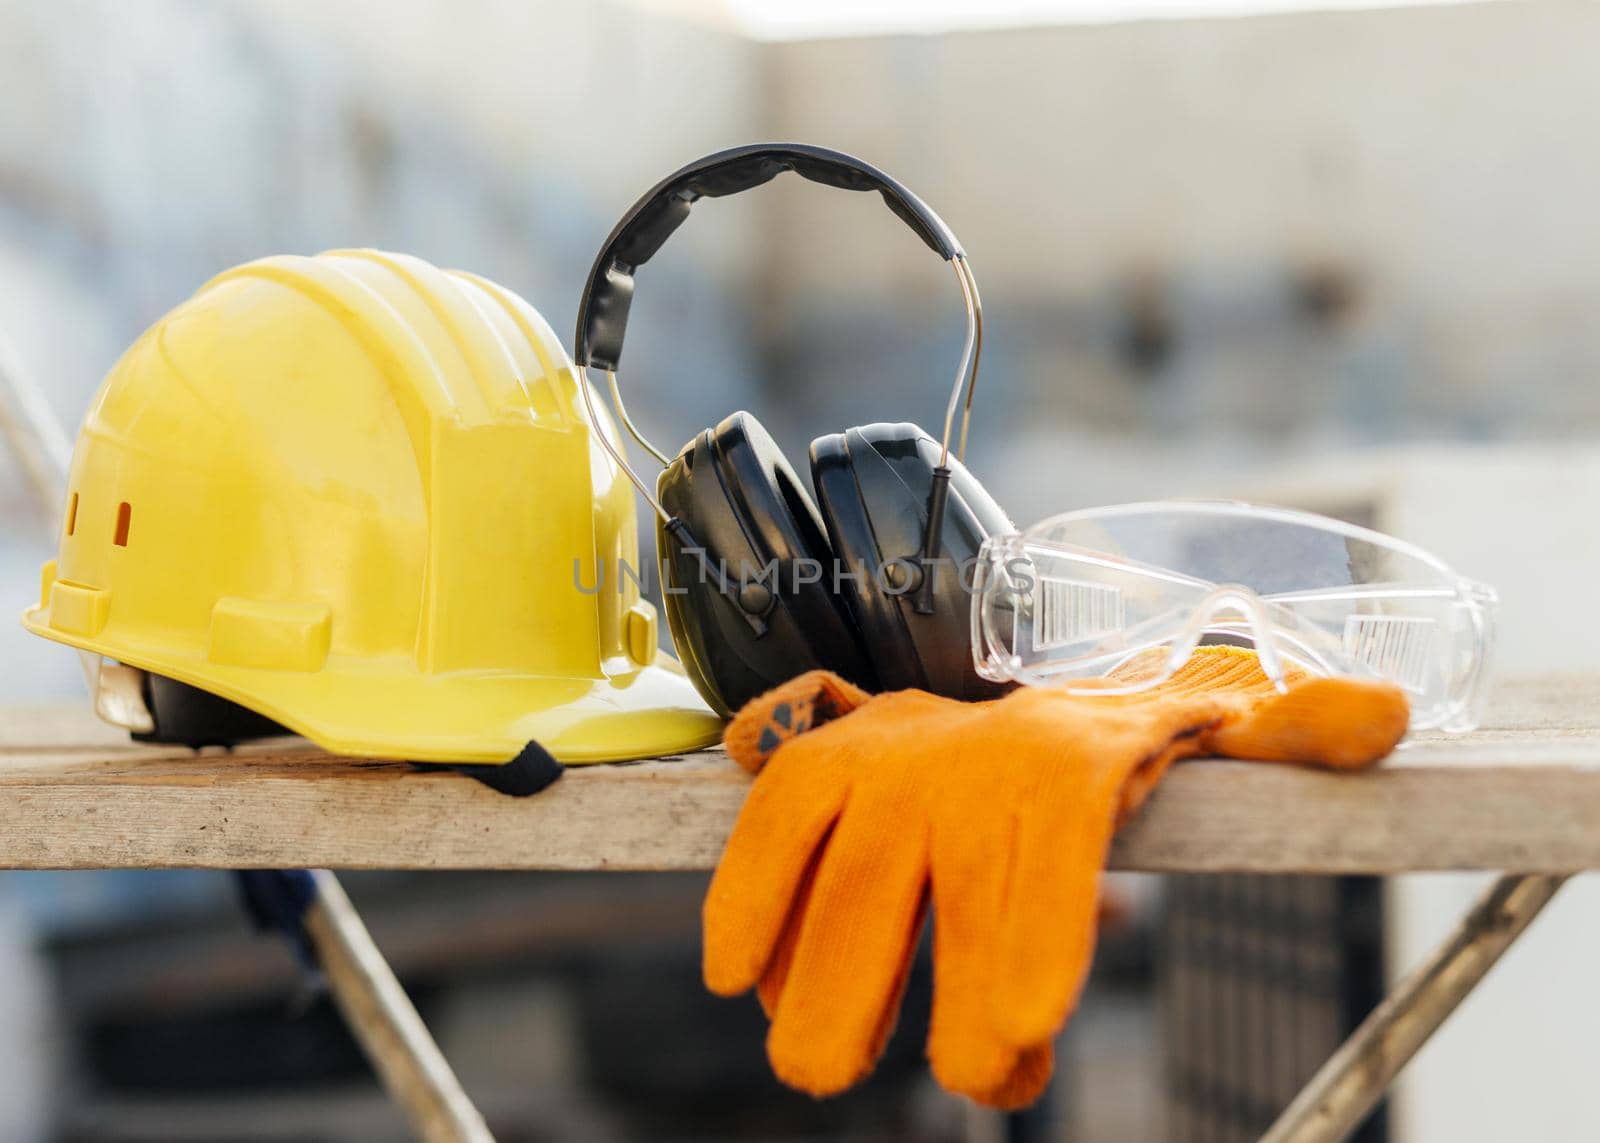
xmin=0 ymin=674 xmax=1597 ymax=873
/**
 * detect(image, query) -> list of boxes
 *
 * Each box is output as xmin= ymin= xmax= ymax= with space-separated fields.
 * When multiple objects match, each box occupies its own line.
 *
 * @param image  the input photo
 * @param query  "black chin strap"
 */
xmin=430 ymin=741 xmax=564 ymax=798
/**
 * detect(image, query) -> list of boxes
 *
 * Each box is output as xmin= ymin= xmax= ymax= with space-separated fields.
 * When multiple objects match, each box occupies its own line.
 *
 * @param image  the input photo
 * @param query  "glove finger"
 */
xmin=992 ymin=794 xmax=1109 ymax=1048
xmin=758 ymin=864 xmax=928 ymax=1077
xmin=1208 ymin=675 xmax=1408 ymax=769
xmin=723 ymin=670 xmax=871 ymax=773
xmin=703 ymin=742 xmax=849 ymax=997
xmin=969 ymin=1042 xmax=1055 ymax=1111
xmin=984 ymin=735 xmax=1184 ymax=1050
xmin=926 ymin=808 xmax=1020 ymax=1096
xmin=766 ymin=791 xmax=931 ymax=1097
xmin=761 ymin=888 xmax=929 ymax=1076
xmin=756 ymin=847 xmax=816 ymax=1018
xmin=990 ymin=700 xmax=1217 ymax=1047
xmin=863 ymin=891 xmax=928 ymax=1067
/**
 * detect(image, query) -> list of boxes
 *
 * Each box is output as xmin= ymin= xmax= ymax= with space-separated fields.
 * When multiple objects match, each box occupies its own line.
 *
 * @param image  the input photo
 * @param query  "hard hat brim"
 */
xmin=24 ymin=608 xmax=725 ymax=765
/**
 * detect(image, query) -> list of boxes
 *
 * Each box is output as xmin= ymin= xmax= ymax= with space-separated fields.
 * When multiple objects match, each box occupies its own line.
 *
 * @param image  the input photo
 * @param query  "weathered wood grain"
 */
xmin=0 ymin=675 xmax=1597 ymax=873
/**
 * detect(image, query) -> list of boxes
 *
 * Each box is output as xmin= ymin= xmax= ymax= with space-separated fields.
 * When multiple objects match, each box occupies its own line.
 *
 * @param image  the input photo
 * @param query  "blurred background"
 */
xmin=1 ymin=0 xmax=1597 ymax=1139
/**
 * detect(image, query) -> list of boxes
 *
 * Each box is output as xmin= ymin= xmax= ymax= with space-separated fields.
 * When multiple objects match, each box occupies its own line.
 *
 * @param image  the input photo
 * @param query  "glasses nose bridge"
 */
xmin=1169 ymin=583 xmax=1290 ymax=689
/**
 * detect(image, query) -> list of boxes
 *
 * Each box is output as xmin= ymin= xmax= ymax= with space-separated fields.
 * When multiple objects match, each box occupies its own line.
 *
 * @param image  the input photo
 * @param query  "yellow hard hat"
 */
xmin=22 ymin=249 xmax=723 ymax=765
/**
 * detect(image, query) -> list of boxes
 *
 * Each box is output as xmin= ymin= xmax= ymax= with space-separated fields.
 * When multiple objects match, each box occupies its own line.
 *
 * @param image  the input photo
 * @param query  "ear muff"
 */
xmin=656 ymin=412 xmax=875 ymax=717
xmin=811 ymin=423 xmax=1012 ymax=701
xmin=573 ymin=143 xmax=1001 ymax=717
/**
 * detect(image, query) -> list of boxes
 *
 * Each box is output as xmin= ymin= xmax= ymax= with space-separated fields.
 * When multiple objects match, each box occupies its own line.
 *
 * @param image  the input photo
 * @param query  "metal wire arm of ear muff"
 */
xmin=576 ymin=364 xmax=671 ymax=523
xmin=912 ymin=254 xmax=983 ymax=614
xmin=576 ymin=364 xmax=770 ymax=637
xmin=943 ymin=255 xmax=983 ymax=470
xmin=606 ymin=367 xmax=671 ymax=468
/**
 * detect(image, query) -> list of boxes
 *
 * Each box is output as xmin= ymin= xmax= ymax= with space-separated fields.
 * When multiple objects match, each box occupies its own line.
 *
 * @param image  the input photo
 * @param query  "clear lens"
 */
xmin=974 ymin=501 xmax=1497 ymax=731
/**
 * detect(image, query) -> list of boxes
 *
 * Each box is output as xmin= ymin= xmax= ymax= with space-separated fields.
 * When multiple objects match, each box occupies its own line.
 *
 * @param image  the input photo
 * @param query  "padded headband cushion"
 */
xmin=811 ymin=422 xmax=1013 ymax=700
xmin=656 ymin=411 xmax=876 ymax=715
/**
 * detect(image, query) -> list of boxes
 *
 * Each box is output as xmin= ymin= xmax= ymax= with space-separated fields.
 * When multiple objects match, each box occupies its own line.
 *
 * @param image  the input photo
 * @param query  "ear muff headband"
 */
xmin=575 ymin=142 xmax=963 ymax=370
xmin=572 ymin=142 xmax=985 ymax=614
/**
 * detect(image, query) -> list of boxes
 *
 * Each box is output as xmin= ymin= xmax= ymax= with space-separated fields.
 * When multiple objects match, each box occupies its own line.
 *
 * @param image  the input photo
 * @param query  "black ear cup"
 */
xmin=656 ymin=412 xmax=876 ymax=717
xmin=656 ymin=413 xmax=1013 ymax=715
xmin=811 ymin=423 xmax=1013 ymax=701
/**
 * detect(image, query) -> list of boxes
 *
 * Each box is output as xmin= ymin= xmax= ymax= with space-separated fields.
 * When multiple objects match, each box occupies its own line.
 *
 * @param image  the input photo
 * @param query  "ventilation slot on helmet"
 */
xmin=113 ymin=502 xmax=132 ymax=547
xmin=1342 ymin=614 xmax=1435 ymax=693
xmin=66 ymin=492 xmax=78 ymax=536
xmin=1033 ymin=575 xmax=1125 ymax=650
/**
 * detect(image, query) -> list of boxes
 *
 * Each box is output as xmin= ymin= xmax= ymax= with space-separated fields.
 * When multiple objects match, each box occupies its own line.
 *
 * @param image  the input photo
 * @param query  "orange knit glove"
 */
xmin=704 ymin=648 xmax=1408 ymax=1108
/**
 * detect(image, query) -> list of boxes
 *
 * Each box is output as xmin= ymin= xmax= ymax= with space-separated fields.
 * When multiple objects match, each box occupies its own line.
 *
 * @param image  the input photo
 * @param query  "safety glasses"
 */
xmin=972 ymin=501 xmax=1497 ymax=731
